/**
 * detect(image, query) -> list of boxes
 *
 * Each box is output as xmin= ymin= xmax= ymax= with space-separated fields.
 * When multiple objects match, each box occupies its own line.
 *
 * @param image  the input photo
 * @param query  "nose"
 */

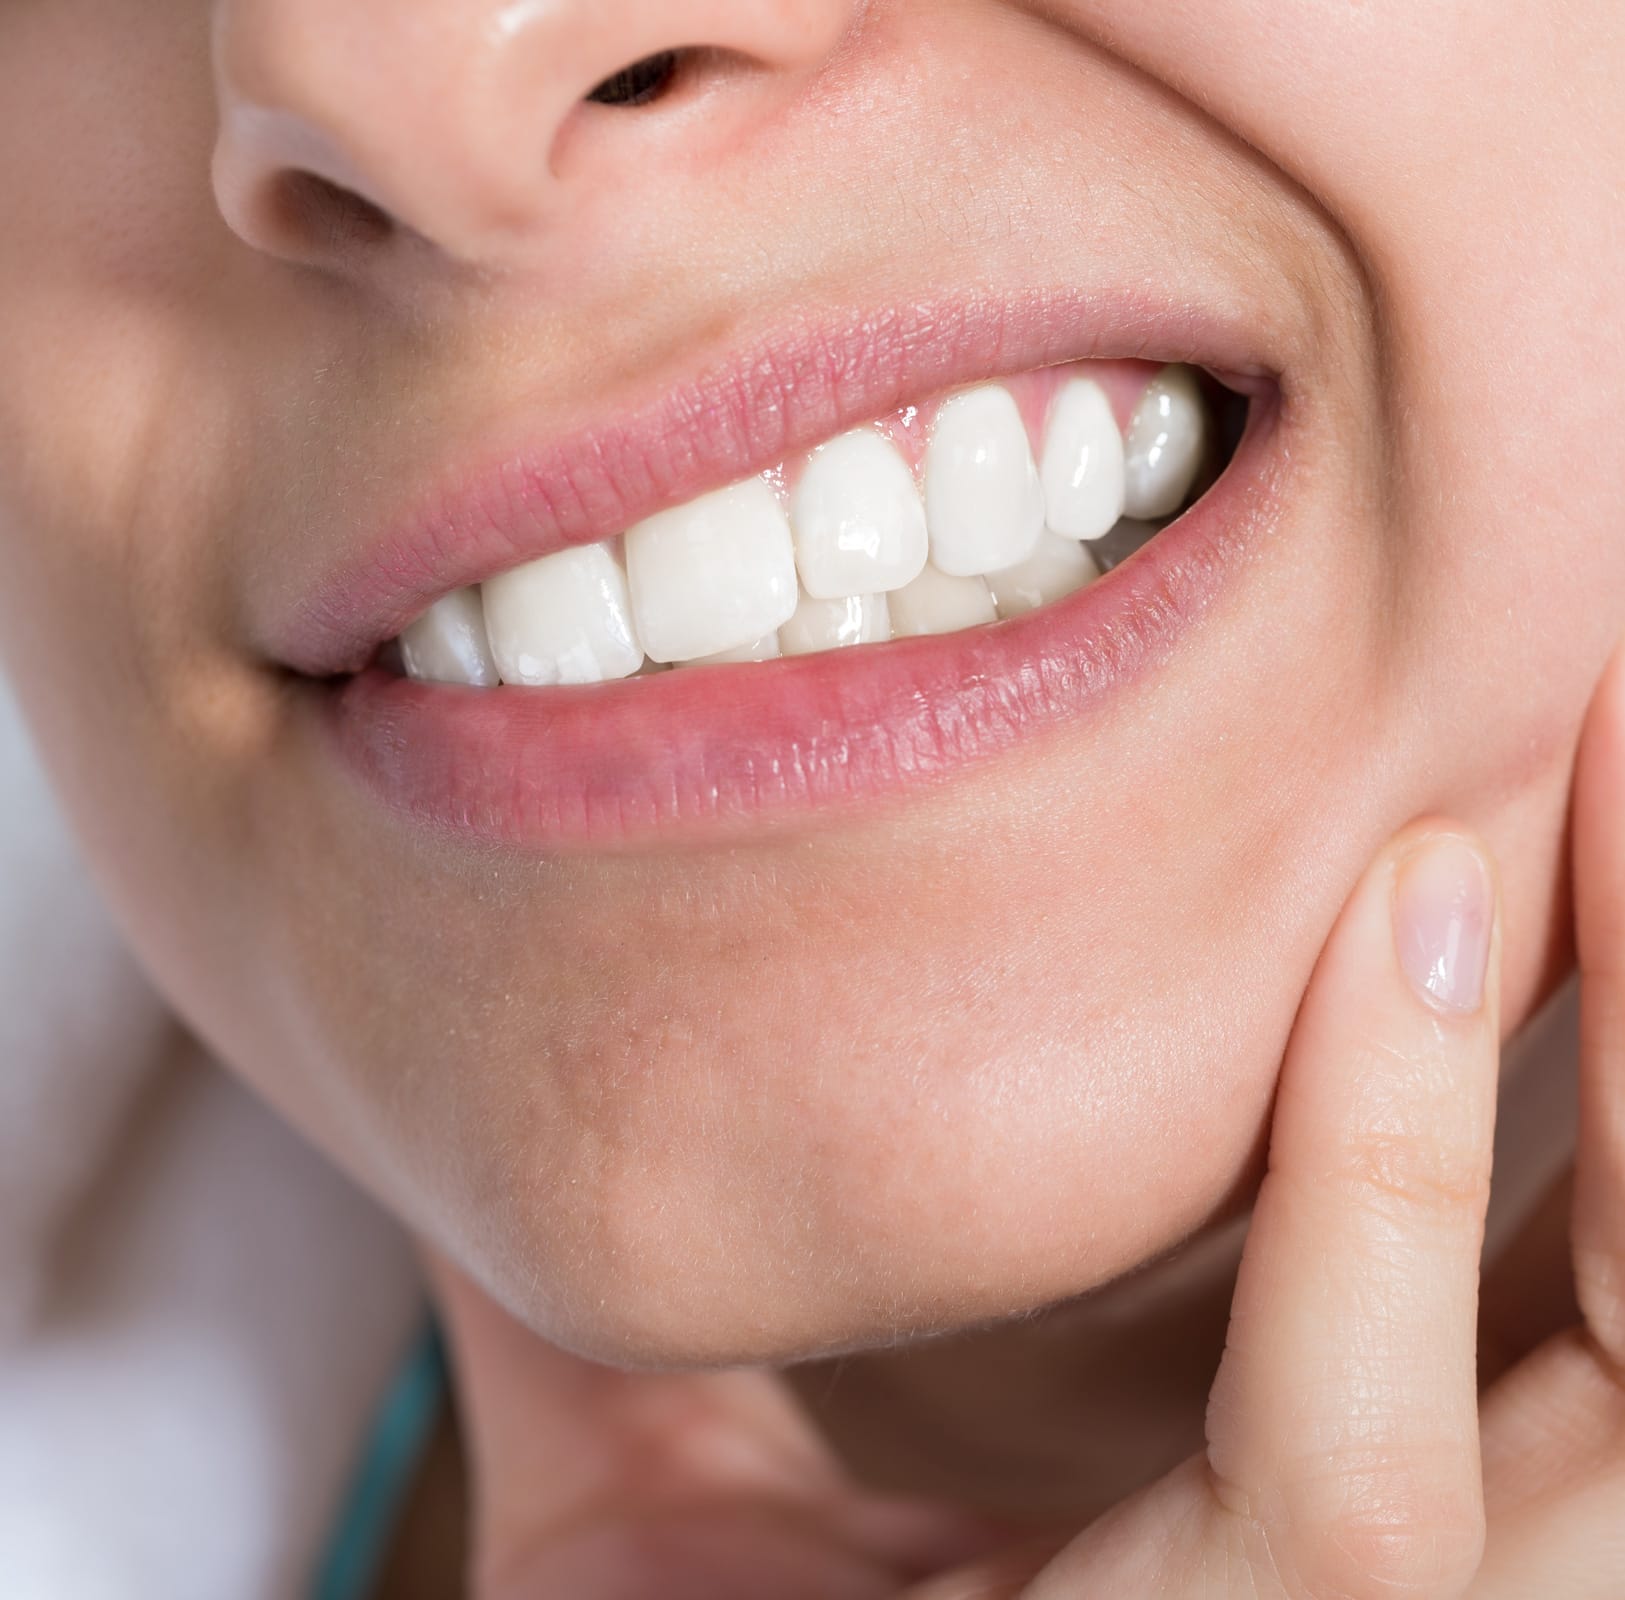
xmin=210 ymin=0 xmax=855 ymax=270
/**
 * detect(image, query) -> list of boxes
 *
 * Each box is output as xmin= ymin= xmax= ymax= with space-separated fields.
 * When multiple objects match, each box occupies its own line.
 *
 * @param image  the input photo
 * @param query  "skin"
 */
xmin=0 ymin=0 xmax=1622 ymax=1582
xmin=407 ymin=675 xmax=1625 ymax=1598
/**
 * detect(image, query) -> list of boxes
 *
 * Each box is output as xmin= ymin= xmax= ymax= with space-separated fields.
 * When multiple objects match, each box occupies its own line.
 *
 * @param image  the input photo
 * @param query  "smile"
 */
xmin=291 ymin=296 xmax=1285 ymax=846
xmin=385 ymin=361 xmax=1223 ymax=686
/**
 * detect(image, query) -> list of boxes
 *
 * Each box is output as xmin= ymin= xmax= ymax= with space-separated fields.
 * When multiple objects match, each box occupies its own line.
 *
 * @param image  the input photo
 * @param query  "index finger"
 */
xmin=1203 ymin=826 xmax=1500 ymax=1598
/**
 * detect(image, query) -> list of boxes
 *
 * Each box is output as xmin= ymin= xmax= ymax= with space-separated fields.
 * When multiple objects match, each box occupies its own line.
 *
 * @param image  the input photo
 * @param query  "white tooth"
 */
xmin=1122 ymin=365 xmax=1206 ymax=520
xmin=887 ymin=566 xmax=997 ymax=638
xmin=399 ymin=588 xmax=500 ymax=687
xmin=986 ymin=531 xmax=1101 ymax=619
xmin=790 ymin=431 xmax=928 ymax=598
xmin=923 ymin=386 xmax=1045 ymax=577
xmin=686 ymin=633 xmax=782 ymax=666
xmin=1040 ymin=378 xmax=1125 ymax=542
xmin=779 ymin=591 xmax=890 ymax=656
xmin=482 ymin=542 xmax=644 ymax=686
xmin=625 ymin=480 xmax=799 ymax=663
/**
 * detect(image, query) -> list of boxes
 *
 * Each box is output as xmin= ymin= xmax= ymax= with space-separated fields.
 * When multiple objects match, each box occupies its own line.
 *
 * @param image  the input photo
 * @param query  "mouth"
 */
xmin=291 ymin=295 xmax=1284 ymax=847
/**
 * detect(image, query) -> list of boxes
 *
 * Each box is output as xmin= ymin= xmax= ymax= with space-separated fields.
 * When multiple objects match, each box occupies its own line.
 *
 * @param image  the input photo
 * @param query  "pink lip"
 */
xmin=318 ymin=385 xmax=1284 ymax=849
xmin=271 ymin=289 xmax=1277 ymax=679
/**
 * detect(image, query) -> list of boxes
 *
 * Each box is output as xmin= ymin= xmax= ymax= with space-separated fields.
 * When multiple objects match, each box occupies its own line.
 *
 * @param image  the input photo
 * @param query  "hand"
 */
xmin=901 ymin=648 xmax=1625 ymax=1599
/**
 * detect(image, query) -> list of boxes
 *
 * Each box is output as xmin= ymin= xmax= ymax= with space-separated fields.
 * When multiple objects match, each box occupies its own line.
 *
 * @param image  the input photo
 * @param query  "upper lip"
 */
xmin=261 ymin=288 xmax=1280 ymax=679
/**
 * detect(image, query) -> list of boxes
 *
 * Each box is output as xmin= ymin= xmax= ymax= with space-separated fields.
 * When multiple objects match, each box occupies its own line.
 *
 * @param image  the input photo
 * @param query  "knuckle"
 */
xmin=1339 ymin=1133 xmax=1492 ymax=1220
xmin=1312 ymin=1507 xmax=1482 ymax=1599
xmin=1316 ymin=1037 xmax=1494 ymax=1225
xmin=1287 ymin=1463 xmax=1485 ymax=1600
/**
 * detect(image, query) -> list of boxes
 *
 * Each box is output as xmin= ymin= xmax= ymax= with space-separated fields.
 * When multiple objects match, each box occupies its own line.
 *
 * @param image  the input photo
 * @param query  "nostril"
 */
xmin=585 ymin=50 xmax=685 ymax=108
xmin=270 ymin=169 xmax=396 ymax=255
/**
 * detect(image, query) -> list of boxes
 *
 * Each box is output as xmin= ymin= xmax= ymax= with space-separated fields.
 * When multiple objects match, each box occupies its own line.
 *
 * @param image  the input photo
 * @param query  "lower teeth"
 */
xmin=395 ymin=512 xmax=1172 ymax=689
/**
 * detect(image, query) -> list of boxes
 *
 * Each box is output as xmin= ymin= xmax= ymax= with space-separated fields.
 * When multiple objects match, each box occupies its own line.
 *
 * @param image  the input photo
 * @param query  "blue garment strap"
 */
xmin=311 ymin=1315 xmax=449 ymax=1600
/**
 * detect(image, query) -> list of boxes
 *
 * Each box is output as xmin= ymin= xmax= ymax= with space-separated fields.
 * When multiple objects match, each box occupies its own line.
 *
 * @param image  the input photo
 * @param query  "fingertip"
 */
xmin=1575 ymin=637 xmax=1625 ymax=968
xmin=1391 ymin=828 xmax=1498 ymax=1018
xmin=1597 ymin=634 xmax=1625 ymax=720
xmin=1204 ymin=818 xmax=1500 ymax=1561
xmin=1582 ymin=637 xmax=1625 ymax=786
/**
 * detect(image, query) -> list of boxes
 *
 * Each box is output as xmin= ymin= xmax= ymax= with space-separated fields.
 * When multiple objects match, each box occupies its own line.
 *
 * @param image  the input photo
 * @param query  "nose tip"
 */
xmin=210 ymin=0 xmax=855 ymax=271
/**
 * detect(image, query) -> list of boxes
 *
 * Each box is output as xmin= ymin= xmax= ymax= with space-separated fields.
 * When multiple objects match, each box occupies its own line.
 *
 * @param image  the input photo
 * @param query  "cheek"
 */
xmin=0 ymin=0 xmax=289 ymax=739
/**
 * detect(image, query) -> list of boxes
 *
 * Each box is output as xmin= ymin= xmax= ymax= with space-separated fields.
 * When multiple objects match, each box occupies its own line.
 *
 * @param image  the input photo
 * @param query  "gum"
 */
xmin=778 ymin=357 xmax=1165 ymax=492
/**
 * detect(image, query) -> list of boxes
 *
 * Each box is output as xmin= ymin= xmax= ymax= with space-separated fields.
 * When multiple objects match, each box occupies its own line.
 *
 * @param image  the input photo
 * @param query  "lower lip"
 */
xmin=319 ymin=401 xmax=1281 ymax=850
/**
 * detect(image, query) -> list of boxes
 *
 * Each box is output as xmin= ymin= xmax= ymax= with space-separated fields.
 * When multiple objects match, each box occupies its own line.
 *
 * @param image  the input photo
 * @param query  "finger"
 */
xmin=1463 ymin=644 xmax=1625 ymax=1597
xmin=1202 ymin=826 xmax=1499 ymax=1598
xmin=1475 ymin=1328 xmax=1625 ymax=1599
xmin=1573 ymin=639 xmax=1625 ymax=1373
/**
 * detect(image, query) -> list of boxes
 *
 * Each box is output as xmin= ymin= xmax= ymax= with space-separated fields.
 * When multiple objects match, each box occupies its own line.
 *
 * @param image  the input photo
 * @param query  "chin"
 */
xmin=360 ymin=808 xmax=1298 ymax=1372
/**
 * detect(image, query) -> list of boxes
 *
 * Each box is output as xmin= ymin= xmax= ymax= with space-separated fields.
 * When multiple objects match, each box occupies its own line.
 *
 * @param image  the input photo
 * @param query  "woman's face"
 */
xmin=1 ymin=0 xmax=1619 ymax=1366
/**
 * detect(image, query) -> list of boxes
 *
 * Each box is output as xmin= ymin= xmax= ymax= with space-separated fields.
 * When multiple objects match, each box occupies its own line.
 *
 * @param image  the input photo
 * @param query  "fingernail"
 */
xmin=1393 ymin=834 xmax=1494 ymax=1014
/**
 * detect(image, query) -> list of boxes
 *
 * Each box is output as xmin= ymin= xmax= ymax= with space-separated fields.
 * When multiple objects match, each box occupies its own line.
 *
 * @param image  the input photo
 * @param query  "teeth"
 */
xmin=688 ymin=633 xmax=782 ymax=666
xmin=985 ymin=531 xmax=1101 ymax=620
xmin=1039 ymin=378 xmax=1125 ymax=542
xmin=791 ymin=431 xmax=928 ymax=599
xmin=780 ymin=591 xmax=890 ymax=656
xmin=1122 ymin=365 xmax=1206 ymax=520
xmin=399 ymin=588 xmax=500 ymax=687
xmin=887 ymin=565 xmax=997 ymax=638
xmin=394 ymin=367 xmax=1223 ymax=685
xmin=923 ymin=386 xmax=1045 ymax=578
xmin=482 ymin=542 xmax=644 ymax=686
xmin=625 ymin=480 xmax=799 ymax=664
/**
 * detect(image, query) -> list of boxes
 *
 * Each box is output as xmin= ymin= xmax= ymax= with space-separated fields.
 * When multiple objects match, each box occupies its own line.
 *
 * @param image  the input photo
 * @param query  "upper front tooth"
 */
xmin=1123 ymin=365 xmax=1206 ymax=520
xmin=625 ymin=480 xmax=799 ymax=664
xmin=399 ymin=588 xmax=500 ymax=687
xmin=690 ymin=632 xmax=782 ymax=665
xmin=923 ymin=385 xmax=1045 ymax=577
xmin=482 ymin=542 xmax=645 ymax=686
xmin=790 ymin=430 xmax=928 ymax=598
xmin=1040 ymin=378 xmax=1125 ymax=542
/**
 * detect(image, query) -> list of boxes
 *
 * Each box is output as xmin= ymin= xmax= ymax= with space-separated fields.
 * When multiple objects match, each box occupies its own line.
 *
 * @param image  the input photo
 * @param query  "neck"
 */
xmin=782 ymin=1214 xmax=1248 ymax=1526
